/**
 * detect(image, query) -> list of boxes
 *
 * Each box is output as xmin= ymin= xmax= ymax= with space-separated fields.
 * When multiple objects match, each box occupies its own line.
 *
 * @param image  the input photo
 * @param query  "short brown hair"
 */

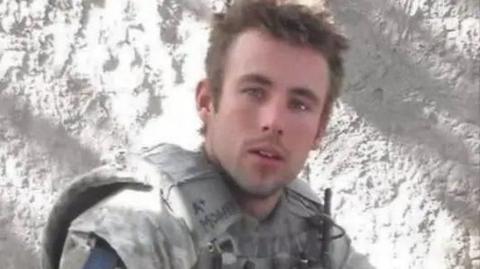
xmin=203 ymin=0 xmax=349 ymax=133
xmin=199 ymin=0 xmax=348 ymax=135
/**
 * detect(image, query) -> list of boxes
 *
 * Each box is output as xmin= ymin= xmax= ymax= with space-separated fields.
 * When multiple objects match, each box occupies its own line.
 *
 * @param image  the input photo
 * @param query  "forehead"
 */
xmin=223 ymin=29 xmax=330 ymax=93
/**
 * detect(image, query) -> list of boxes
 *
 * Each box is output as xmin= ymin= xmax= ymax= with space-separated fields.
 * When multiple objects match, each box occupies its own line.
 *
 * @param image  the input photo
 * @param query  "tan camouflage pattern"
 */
xmin=60 ymin=187 xmax=197 ymax=269
xmin=55 ymin=152 xmax=198 ymax=269
xmin=45 ymin=144 xmax=350 ymax=269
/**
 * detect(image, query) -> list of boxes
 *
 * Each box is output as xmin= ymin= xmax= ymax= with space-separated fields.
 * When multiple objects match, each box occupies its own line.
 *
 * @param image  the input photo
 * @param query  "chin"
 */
xmin=226 ymin=166 xmax=291 ymax=197
xmin=237 ymin=178 xmax=285 ymax=198
xmin=242 ymin=186 xmax=280 ymax=198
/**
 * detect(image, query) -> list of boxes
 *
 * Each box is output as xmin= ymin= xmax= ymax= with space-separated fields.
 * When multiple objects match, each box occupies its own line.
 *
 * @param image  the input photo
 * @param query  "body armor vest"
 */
xmin=42 ymin=144 xmax=350 ymax=269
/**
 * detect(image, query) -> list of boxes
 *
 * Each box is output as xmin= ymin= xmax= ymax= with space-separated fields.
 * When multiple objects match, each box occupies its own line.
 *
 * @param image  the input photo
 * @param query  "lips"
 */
xmin=248 ymin=146 xmax=284 ymax=161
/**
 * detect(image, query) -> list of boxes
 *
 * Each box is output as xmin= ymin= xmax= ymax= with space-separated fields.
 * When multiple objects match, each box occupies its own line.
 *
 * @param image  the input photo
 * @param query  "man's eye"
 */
xmin=290 ymin=99 xmax=310 ymax=111
xmin=242 ymin=88 xmax=264 ymax=99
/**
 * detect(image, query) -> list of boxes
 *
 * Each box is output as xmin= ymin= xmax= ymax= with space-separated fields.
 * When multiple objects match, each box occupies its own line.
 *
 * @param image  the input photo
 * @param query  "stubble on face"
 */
xmin=200 ymin=29 xmax=330 ymax=201
xmin=204 ymin=119 xmax=288 ymax=198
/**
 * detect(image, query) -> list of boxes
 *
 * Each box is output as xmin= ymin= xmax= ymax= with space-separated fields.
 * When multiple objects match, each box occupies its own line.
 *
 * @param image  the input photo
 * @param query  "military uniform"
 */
xmin=42 ymin=144 xmax=350 ymax=269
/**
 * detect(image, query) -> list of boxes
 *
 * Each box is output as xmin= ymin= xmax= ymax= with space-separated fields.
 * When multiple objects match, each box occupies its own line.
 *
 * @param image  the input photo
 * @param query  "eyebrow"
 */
xmin=238 ymin=73 xmax=321 ymax=105
xmin=238 ymin=73 xmax=273 ymax=86
xmin=290 ymin=87 xmax=320 ymax=105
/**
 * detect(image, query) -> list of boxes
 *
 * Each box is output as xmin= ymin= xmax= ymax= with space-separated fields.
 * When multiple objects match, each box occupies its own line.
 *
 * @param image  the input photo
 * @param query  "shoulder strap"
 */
xmin=143 ymin=143 xmax=212 ymax=185
xmin=143 ymin=144 xmax=242 ymax=246
xmin=42 ymin=164 xmax=151 ymax=269
xmin=287 ymin=179 xmax=323 ymax=205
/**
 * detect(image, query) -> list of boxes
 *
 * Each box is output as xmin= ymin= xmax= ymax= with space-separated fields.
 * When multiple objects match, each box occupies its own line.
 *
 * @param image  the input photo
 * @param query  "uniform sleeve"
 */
xmin=59 ymin=234 xmax=125 ymax=269
xmin=58 ymin=187 xmax=197 ymax=269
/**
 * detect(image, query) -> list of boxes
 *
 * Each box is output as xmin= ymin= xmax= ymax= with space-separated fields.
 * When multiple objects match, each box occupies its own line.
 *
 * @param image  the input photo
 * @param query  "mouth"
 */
xmin=248 ymin=146 xmax=284 ymax=162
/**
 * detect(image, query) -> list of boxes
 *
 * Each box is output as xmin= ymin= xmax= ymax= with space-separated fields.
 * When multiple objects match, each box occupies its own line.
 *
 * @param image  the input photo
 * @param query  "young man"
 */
xmin=42 ymin=1 xmax=350 ymax=269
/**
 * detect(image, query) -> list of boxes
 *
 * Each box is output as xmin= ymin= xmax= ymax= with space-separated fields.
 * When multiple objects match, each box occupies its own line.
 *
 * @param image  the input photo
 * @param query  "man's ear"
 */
xmin=196 ymin=79 xmax=214 ymax=123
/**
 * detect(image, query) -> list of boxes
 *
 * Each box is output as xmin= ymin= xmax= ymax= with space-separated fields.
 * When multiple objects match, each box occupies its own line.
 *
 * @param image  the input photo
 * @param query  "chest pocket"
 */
xmin=143 ymin=144 xmax=348 ymax=269
xmin=194 ymin=215 xmax=330 ymax=269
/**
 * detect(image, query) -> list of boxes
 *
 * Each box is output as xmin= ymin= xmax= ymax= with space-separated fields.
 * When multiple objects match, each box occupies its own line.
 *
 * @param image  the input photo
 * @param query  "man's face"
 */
xmin=197 ymin=29 xmax=330 ymax=197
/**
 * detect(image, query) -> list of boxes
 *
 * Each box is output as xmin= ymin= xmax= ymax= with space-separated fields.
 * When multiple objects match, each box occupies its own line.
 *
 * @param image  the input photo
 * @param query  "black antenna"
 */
xmin=321 ymin=188 xmax=332 ymax=269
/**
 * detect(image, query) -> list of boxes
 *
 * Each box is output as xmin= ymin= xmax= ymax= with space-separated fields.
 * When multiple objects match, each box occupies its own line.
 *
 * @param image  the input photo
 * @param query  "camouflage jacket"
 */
xmin=42 ymin=144 xmax=350 ymax=269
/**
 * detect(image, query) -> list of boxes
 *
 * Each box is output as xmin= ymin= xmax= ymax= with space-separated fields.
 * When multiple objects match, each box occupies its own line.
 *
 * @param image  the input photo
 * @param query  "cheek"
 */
xmin=285 ymin=116 xmax=320 ymax=142
xmin=225 ymin=102 xmax=259 ymax=130
xmin=212 ymin=109 xmax=255 ymax=144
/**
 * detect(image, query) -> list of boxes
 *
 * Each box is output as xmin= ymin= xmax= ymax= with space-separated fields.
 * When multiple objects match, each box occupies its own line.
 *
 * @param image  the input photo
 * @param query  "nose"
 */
xmin=260 ymin=100 xmax=285 ymax=136
xmin=261 ymin=125 xmax=283 ymax=135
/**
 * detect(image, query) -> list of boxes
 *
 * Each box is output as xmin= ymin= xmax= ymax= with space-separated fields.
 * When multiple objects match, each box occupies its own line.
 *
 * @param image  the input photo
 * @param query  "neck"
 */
xmin=233 ymin=189 xmax=283 ymax=220
xmin=201 ymin=143 xmax=283 ymax=220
